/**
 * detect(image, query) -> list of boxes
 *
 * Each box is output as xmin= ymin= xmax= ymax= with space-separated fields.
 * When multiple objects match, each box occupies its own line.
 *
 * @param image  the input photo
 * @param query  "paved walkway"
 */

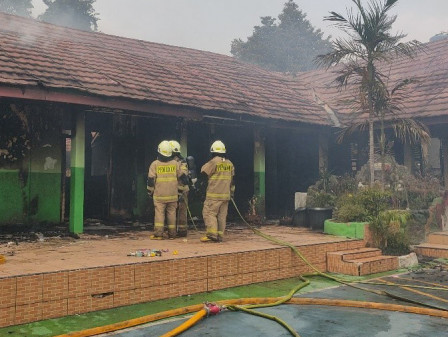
xmin=0 ymin=226 xmax=355 ymax=277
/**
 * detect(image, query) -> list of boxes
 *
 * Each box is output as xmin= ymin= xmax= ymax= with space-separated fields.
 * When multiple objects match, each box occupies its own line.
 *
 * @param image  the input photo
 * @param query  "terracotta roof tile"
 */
xmin=0 ymin=12 xmax=331 ymax=126
xmin=299 ymin=39 xmax=448 ymax=124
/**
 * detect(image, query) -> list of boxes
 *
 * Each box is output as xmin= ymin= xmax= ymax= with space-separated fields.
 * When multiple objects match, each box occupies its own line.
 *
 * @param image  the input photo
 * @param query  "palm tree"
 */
xmin=316 ymin=0 xmax=427 ymax=186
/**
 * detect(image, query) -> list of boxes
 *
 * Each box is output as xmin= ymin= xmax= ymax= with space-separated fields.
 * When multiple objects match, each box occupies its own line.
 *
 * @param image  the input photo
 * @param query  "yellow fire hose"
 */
xmin=159 ymin=308 xmax=208 ymax=337
xmin=55 ymin=198 xmax=448 ymax=337
xmin=54 ymin=297 xmax=448 ymax=337
xmin=229 ymin=198 xmax=448 ymax=311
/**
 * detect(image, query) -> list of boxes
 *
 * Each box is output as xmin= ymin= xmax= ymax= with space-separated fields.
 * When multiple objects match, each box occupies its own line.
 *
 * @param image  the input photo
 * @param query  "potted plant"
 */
xmin=305 ymin=171 xmax=351 ymax=231
xmin=306 ymin=190 xmax=335 ymax=231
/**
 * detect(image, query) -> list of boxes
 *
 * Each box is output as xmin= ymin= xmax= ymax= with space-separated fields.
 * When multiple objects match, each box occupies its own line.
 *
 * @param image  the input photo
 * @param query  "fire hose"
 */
xmin=229 ymin=198 xmax=448 ymax=311
xmin=54 ymin=198 xmax=448 ymax=337
xmin=54 ymin=297 xmax=448 ymax=337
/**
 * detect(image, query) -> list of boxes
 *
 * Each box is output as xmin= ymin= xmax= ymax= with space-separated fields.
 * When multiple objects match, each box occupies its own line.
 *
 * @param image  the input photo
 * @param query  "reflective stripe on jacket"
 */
xmin=201 ymin=156 xmax=234 ymax=201
xmin=148 ymin=159 xmax=181 ymax=203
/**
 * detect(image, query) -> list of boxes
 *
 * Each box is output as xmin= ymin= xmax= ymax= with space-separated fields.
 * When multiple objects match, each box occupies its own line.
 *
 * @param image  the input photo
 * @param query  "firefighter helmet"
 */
xmin=158 ymin=140 xmax=172 ymax=157
xmin=210 ymin=140 xmax=226 ymax=154
xmin=169 ymin=140 xmax=181 ymax=153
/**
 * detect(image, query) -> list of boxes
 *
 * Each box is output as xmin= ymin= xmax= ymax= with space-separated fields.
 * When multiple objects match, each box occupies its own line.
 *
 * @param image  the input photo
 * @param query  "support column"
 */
xmin=69 ymin=111 xmax=85 ymax=233
xmin=442 ymin=138 xmax=448 ymax=189
xmin=180 ymin=121 xmax=188 ymax=157
xmin=254 ymin=128 xmax=266 ymax=216
xmin=403 ymin=142 xmax=413 ymax=173
xmin=265 ymin=129 xmax=278 ymax=217
xmin=318 ymin=133 xmax=329 ymax=174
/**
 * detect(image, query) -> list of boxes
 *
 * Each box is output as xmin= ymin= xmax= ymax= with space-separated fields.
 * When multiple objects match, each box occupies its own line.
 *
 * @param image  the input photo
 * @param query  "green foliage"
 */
xmin=0 ymin=0 xmax=33 ymax=17
xmin=318 ymin=0 xmax=426 ymax=186
xmin=334 ymin=194 xmax=367 ymax=222
xmin=356 ymin=157 xmax=442 ymax=210
xmin=404 ymin=174 xmax=441 ymax=210
xmin=39 ymin=0 xmax=98 ymax=31
xmin=231 ymin=0 xmax=331 ymax=73
xmin=357 ymin=186 xmax=392 ymax=218
xmin=335 ymin=202 xmax=367 ymax=223
xmin=306 ymin=190 xmax=336 ymax=208
xmin=331 ymin=173 xmax=358 ymax=196
xmin=334 ymin=186 xmax=391 ymax=222
xmin=307 ymin=173 xmax=357 ymax=208
xmin=369 ymin=209 xmax=411 ymax=254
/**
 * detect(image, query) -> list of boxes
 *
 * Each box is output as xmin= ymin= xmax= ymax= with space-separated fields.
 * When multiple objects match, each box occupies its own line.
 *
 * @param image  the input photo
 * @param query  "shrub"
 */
xmin=306 ymin=172 xmax=356 ymax=208
xmin=333 ymin=187 xmax=392 ymax=222
xmin=356 ymin=156 xmax=443 ymax=210
xmin=335 ymin=203 xmax=368 ymax=222
xmin=369 ymin=209 xmax=411 ymax=254
xmin=306 ymin=190 xmax=336 ymax=208
xmin=357 ymin=185 xmax=392 ymax=218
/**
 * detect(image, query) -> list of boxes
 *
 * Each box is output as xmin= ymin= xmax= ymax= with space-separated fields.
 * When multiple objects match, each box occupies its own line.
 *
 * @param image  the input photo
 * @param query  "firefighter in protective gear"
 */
xmin=147 ymin=140 xmax=188 ymax=239
xmin=169 ymin=140 xmax=189 ymax=237
xmin=200 ymin=140 xmax=235 ymax=242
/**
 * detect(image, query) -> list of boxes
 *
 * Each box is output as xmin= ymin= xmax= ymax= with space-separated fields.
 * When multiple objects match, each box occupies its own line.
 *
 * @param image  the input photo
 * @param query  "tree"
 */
xmin=430 ymin=32 xmax=448 ymax=42
xmin=0 ymin=0 xmax=33 ymax=18
xmin=38 ymin=0 xmax=98 ymax=32
xmin=317 ymin=0 xmax=428 ymax=186
xmin=231 ymin=0 xmax=331 ymax=73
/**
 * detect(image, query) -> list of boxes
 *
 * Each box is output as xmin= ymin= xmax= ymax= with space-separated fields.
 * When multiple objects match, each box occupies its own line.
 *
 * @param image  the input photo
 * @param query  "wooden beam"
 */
xmin=0 ymin=86 xmax=202 ymax=120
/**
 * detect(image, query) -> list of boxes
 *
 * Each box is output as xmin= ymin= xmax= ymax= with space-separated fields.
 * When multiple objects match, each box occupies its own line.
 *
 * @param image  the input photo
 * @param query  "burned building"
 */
xmin=1 ymin=12 xmax=448 ymax=232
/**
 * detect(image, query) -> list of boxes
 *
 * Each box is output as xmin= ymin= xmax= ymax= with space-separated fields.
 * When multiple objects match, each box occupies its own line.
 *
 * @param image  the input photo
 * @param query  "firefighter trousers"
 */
xmin=153 ymin=201 xmax=178 ymax=238
xmin=202 ymin=199 xmax=229 ymax=240
xmin=177 ymin=192 xmax=189 ymax=237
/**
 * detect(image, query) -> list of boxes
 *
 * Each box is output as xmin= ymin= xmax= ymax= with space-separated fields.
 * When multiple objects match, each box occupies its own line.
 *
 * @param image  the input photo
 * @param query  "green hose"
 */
xmin=226 ymin=276 xmax=310 ymax=337
xmin=185 ymin=200 xmax=198 ymax=231
xmin=228 ymin=305 xmax=301 ymax=337
xmin=230 ymin=198 xmax=448 ymax=312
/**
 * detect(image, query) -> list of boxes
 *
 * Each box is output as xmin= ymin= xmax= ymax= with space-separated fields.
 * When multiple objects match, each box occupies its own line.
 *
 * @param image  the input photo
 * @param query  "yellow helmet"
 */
xmin=169 ymin=140 xmax=181 ymax=153
xmin=210 ymin=140 xmax=226 ymax=154
xmin=157 ymin=140 xmax=172 ymax=157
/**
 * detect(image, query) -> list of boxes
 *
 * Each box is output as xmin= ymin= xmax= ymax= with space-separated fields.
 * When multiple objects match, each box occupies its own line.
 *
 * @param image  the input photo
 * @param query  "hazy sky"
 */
xmin=32 ymin=0 xmax=448 ymax=55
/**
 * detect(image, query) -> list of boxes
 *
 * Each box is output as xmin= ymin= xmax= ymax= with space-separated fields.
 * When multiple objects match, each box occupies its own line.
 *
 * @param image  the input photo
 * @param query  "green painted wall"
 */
xmin=29 ymin=172 xmax=61 ymax=223
xmin=0 ymin=170 xmax=24 ymax=222
xmin=324 ymin=219 xmax=368 ymax=239
xmin=0 ymin=111 xmax=62 ymax=226
xmin=0 ymin=170 xmax=62 ymax=225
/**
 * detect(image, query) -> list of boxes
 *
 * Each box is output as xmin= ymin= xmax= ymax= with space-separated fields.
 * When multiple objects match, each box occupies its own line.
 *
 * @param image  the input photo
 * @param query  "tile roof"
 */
xmin=0 ymin=12 xmax=332 ymax=126
xmin=299 ymin=39 xmax=448 ymax=125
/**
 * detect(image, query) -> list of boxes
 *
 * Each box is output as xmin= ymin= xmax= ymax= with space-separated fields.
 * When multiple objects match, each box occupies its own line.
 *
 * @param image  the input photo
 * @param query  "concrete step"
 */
xmin=327 ymin=248 xmax=398 ymax=276
xmin=415 ymin=243 xmax=448 ymax=259
xmin=346 ymin=255 xmax=399 ymax=276
xmin=328 ymin=247 xmax=382 ymax=261
xmin=427 ymin=232 xmax=448 ymax=245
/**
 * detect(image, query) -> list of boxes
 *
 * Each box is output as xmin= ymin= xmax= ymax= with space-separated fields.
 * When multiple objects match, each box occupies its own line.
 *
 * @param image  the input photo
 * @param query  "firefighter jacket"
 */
xmin=148 ymin=159 xmax=182 ymax=203
xmin=201 ymin=156 xmax=235 ymax=201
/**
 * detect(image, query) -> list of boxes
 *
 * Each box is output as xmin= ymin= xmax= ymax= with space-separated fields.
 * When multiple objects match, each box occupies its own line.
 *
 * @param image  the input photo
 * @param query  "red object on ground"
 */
xmin=205 ymin=302 xmax=222 ymax=315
